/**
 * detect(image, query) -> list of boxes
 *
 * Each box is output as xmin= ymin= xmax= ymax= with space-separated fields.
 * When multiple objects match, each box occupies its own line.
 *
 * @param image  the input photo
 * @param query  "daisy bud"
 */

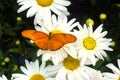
xmin=99 ymin=13 xmax=107 ymax=20
xmin=17 ymin=17 xmax=22 ymax=21
xmin=1 ymin=62 xmax=5 ymax=66
xmin=13 ymin=65 xmax=18 ymax=71
xmin=85 ymin=18 xmax=94 ymax=26
xmin=15 ymin=40 xmax=20 ymax=45
xmin=111 ymin=41 xmax=115 ymax=47
xmin=4 ymin=57 xmax=10 ymax=62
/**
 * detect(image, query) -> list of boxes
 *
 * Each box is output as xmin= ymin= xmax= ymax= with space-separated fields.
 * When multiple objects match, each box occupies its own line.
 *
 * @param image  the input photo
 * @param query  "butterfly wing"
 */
xmin=22 ymin=30 xmax=49 ymax=50
xmin=22 ymin=30 xmax=48 ymax=40
xmin=22 ymin=30 xmax=77 ymax=51
xmin=35 ymin=38 xmax=49 ymax=50
xmin=48 ymin=39 xmax=64 ymax=51
xmin=53 ymin=33 xmax=77 ymax=44
xmin=48 ymin=33 xmax=77 ymax=51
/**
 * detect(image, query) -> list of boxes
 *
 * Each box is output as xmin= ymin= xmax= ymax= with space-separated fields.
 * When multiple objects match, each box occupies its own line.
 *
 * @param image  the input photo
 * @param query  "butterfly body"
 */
xmin=22 ymin=30 xmax=76 ymax=51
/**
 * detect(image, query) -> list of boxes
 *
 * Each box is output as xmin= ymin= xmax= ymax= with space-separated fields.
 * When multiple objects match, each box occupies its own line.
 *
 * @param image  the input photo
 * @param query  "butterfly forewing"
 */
xmin=53 ymin=33 xmax=77 ymax=44
xmin=22 ymin=30 xmax=49 ymax=50
xmin=22 ymin=30 xmax=48 ymax=41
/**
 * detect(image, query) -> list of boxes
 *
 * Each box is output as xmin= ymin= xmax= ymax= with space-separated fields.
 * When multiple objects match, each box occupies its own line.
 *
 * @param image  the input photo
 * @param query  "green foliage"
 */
xmin=116 ymin=4 xmax=120 ymax=7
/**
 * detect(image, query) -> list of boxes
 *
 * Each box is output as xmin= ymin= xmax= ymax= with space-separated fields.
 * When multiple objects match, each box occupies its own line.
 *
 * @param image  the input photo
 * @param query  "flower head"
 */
xmin=17 ymin=0 xmax=71 ymax=25
xmin=104 ymin=59 xmax=120 ymax=80
xmin=55 ymin=55 xmax=96 ymax=80
xmin=75 ymin=24 xmax=113 ymax=66
xmin=12 ymin=59 xmax=57 ymax=80
xmin=35 ymin=15 xmax=79 ymax=65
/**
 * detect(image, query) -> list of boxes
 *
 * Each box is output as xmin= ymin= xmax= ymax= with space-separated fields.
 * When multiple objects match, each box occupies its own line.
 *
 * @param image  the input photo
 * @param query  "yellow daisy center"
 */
xmin=118 ymin=76 xmax=120 ymax=80
xmin=30 ymin=74 xmax=45 ymax=80
xmin=63 ymin=55 xmax=80 ymax=71
xmin=49 ymin=30 xmax=63 ymax=38
xmin=83 ymin=37 xmax=96 ymax=50
xmin=36 ymin=0 xmax=53 ymax=7
xmin=51 ymin=30 xmax=63 ymax=35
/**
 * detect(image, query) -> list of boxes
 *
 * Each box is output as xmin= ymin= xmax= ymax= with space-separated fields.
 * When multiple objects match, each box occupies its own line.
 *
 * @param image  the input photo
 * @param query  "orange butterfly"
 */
xmin=22 ymin=30 xmax=77 ymax=51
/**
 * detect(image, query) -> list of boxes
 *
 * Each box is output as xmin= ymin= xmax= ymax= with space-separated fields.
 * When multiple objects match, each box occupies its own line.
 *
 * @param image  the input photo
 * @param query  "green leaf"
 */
xmin=105 ymin=55 xmax=111 ymax=62
xmin=24 ymin=39 xmax=37 ymax=48
xmin=116 ymin=4 xmax=120 ymax=7
xmin=25 ymin=48 xmax=38 ymax=61
xmin=8 ymin=48 xmax=22 ymax=53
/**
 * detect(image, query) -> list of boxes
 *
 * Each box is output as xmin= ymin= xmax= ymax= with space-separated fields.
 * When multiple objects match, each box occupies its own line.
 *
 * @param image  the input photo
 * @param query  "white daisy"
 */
xmin=103 ymin=59 xmax=120 ymax=80
xmin=89 ymin=70 xmax=104 ymax=80
xmin=88 ymin=70 xmax=113 ymax=80
xmin=102 ymin=72 xmax=118 ymax=80
xmin=17 ymin=0 xmax=71 ymax=25
xmin=12 ymin=59 xmax=58 ymax=80
xmin=35 ymin=15 xmax=79 ymax=65
xmin=75 ymin=24 xmax=113 ymax=66
xmin=55 ymin=55 xmax=96 ymax=80
xmin=0 ymin=75 xmax=8 ymax=80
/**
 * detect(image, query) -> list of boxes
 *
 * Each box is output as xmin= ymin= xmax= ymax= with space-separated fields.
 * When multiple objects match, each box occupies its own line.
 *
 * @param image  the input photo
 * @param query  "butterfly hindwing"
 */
xmin=48 ymin=33 xmax=77 ymax=50
xmin=48 ymin=38 xmax=64 ymax=51
xmin=35 ymin=38 xmax=49 ymax=50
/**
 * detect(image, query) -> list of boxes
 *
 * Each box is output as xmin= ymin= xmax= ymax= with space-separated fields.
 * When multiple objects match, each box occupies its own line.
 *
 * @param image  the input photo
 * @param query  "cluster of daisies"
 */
xmin=1 ymin=0 xmax=120 ymax=80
